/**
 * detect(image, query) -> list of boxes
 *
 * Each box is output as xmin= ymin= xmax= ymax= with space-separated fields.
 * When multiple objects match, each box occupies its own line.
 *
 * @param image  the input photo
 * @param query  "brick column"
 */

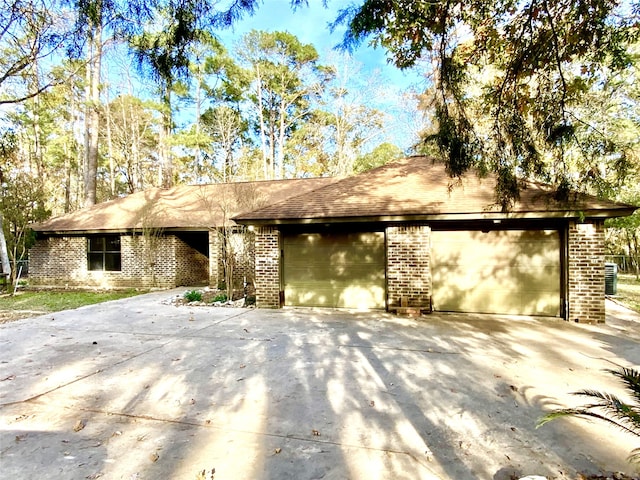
xmin=386 ymin=225 xmax=431 ymax=310
xmin=568 ymin=221 xmax=605 ymax=323
xmin=208 ymin=230 xmax=220 ymax=288
xmin=254 ymin=227 xmax=281 ymax=308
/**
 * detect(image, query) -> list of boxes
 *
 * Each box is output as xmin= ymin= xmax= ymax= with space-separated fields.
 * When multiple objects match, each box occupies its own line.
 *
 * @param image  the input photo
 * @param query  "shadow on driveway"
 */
xmin=1 ymin=291 xmax=639 ymax=479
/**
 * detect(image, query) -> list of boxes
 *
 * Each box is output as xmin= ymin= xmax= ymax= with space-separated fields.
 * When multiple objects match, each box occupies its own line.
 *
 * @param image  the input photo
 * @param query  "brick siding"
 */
xmin=175 ymin=237 xmax=209 ymax=286
xmin=29 ymin=236 xmax=86 ymax=287
xmin=386 ymin=225 xmax=431 ymax=309
xmin=254 ymin=227 xmax=280 ymax=308
xmin=208 ymin=228 xmax=256 ymax=290
xmin=568 ymin=221 xmax=606 ymax=323
xmin=30 ymin=233 xmax=207 ymax=289
xmin=208 ymin=230 xmax=220 ymax=288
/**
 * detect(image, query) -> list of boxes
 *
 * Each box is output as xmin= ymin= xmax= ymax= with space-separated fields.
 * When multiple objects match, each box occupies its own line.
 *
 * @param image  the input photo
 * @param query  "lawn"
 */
xmin=0 ymin=289 xmax=145 ymax=324
xmin=616 ymin=273 xmax=640 ymax=313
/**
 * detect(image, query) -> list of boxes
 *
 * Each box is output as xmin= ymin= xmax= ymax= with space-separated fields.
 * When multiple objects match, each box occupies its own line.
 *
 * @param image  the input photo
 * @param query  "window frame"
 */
xmin=87 ymin=235 xmax=122 ymax=272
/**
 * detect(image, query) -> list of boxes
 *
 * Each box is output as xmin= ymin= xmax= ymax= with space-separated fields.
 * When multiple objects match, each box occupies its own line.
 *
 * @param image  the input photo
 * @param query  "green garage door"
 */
xmin=431 ymin=229 xmax=561 ymax=316
xmin=283 ymin=231 xmax=386 ymax=309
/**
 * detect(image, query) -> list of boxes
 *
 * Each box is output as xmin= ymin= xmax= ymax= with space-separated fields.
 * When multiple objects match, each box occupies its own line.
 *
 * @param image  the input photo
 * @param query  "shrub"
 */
xmin=183 ymin=290 xmax=203 ymax=302
xmin=538 ymin=366 xmax=640 ymax=464
xmin=211 ymin=293 xmax=227 ymax=303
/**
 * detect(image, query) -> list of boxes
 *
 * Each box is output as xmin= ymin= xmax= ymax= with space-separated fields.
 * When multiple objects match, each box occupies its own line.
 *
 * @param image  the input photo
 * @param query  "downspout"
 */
xmin=561 ymin=225 xmax=570 ymax=321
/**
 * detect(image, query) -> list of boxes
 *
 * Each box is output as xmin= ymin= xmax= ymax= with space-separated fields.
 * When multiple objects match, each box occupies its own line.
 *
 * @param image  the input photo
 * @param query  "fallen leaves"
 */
xmin=195 ymin=467 xmax=215 ymax=479
xmin=73 ymin=419 xmax=86 ymax=432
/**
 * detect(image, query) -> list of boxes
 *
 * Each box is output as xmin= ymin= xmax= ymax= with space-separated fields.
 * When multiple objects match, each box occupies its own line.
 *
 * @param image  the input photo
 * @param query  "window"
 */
xmin=88 ymin=236 xmax=121 ymax=271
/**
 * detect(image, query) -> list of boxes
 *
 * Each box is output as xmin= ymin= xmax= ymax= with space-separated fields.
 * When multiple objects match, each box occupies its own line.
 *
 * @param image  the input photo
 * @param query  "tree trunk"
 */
xmin=83 ymin=18 xmax=103 ymax=207
xmin=31 ymin=56 xmax=43 ymax=176
xmin=104 ymin=88 xmax=115 ymax=197
xmin=0 ymin=214 xmax=11 ymax=280
xmin=158 ymin=84 xmax=174 ymax=188
xmin=255 ymin=65 xmax=270 ymax=179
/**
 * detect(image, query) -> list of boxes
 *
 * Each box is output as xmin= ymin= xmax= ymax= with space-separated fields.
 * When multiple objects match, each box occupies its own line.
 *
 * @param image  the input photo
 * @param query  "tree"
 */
xmin=336 ymin=0 xmax=640 ymax=207
xmin=237 ymin=30 xmax=331 ymax=179
xmin=353 ymin=142 xmax=403 ymax=173
xmin=0 ymin=173 xmax=50 ymax=284
xmin=102 ymin=94 xmax=159 ymax=193
xmin=0 ymin=0 xmax=76 ymax=104
xmin=539 ymin=366 xmax=640 ymax=464
xmin=319 ymin=54 xmax=385 ymax=176
xmin=175 ymin=36 xmax=248 ymax=183
xmin=199 ymin=105 xmax=248 ymax=182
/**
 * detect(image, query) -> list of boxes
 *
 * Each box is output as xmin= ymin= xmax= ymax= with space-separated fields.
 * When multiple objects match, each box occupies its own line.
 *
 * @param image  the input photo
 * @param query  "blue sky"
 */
xmin=215 ymin=0 xmax=426 ymax=150
xmin=217 ymin=0 xmax=423 ymax=93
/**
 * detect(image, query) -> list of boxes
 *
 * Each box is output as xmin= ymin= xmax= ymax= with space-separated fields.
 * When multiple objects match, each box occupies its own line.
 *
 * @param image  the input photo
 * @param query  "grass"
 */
xmin=616 ymin=273 xmax=640 ymax=313
xmin=0 ymin=289 xmax=145 ymax=322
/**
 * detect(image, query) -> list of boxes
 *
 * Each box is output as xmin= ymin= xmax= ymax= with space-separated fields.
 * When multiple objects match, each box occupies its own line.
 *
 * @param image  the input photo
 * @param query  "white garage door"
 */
xmin=431 ymin=229 xmax=561 ymax=316
xmin=283 ymin=231 xmax=386 ymax=309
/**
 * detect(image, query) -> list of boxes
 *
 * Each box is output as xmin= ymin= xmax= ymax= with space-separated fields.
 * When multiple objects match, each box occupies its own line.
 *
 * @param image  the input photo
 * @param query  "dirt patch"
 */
xmin=0 ymin=309 xmax=47 ymax=324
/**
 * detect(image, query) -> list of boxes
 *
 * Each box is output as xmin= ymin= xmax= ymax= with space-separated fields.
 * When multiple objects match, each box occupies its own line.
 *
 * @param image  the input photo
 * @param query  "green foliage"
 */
xmin=353 ymin=143 xmax=403 ymax=173
xmin=183 ymin=289 xmax=203 ymax=302
xmin=211 ymin=293 xmax=227 ymax=303
xmin=616 ymin=274 xmax=640 ymax=312
xmin=0 ymin=172 xmax=51 ymax=264
xmin=337 ymin=0 xmax=640 ymax=205
xmin=538 ymin=366 xmax=640 ymax=464
xmin=237 ymin=30 xmax=332 ymax=179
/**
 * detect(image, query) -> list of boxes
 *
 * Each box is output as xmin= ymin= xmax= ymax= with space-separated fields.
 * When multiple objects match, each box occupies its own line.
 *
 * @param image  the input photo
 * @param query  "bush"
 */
xmin=538 ymin=366 xmax=640 ymax=464
xmin=183 ymin=290 xmax=203 ymax=302
xmin=211 ymin=293 xmax=227 ymax=303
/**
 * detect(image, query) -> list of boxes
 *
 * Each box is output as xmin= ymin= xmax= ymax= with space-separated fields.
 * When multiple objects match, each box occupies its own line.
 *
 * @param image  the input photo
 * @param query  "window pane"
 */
xmin=88 ymin=253 xmax=103 ymax=271
xmin=104 ymin=253 xmax=121 ymax=271
xmin=105 ymin=236 xmax=121 ymax=252
xmin=88 ymin=237 xmax=104 ymax=252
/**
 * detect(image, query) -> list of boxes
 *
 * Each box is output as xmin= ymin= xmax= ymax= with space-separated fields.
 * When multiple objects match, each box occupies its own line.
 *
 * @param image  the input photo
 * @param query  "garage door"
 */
xmin=283 ymin=231 xmax=385 ymax=309
xmin=431 ymin=229 xmax=561 ymax=316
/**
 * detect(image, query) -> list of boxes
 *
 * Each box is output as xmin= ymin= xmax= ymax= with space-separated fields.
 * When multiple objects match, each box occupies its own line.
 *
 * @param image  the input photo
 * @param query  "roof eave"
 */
xmin=33 ymin=225 xmax=219 ymax=235
xmin=234 ymin=208 xmax=637 ymax=226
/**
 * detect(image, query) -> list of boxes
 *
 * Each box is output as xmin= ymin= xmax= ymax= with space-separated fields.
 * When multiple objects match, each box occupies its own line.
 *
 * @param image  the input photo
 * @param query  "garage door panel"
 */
xmin=432 ymin=229 xmax=561 ymax=316
xmin=284 ymin=232 xmax=385 ymax=309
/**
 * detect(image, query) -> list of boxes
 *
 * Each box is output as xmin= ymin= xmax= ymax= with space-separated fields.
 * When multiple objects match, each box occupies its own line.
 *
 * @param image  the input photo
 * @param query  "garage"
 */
xmin=431 ymin=229 xmax=562 ymax=316
xmin=282 ymin=231 xmax=386 ymax=309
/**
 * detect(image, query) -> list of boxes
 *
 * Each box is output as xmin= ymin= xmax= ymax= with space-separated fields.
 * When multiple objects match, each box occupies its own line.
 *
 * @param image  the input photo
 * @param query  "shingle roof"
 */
xmin=233 ymin=156 xmax=637 ymax=223
xmin=33 ymin=177 xmax=337 ymax=233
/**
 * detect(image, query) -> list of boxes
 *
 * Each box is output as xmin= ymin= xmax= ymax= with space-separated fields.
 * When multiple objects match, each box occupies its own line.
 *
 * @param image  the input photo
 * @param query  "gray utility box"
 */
xmin=605 ymin=262 xmax=618 ymax=295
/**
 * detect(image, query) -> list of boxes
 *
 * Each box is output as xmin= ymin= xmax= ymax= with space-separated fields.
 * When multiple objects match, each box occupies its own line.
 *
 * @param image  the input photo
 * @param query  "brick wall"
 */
xmin=209 ymin=229 xmax=256 ymax=290
xmin=174 ymin=237 xmax=209 ymax=286
xmin=568 ymin=221 xmax=606 ymax=323
xmin=30 ymin=233 xmax=208 ymax=290
xmin=208 ymin=230 xmax=220 ymax=288
xmin=254 ymin=227 xmax=280 ymax=308
xmin=386 ymin=225 xmax=431 ymax=309
xmin=120 ymin=235 xmax=175 ymax=288
xmin=29 ymin=236 xmax=86 ymax=287
xmin=232 ymin=230 xmax=256 ymax=289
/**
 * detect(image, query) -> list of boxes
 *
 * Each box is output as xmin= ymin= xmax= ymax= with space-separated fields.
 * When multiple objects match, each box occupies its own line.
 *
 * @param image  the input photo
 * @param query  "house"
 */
xmin=29 ymin=178 xmax=335 ymax=291
xmin=232 ymin=156 xmax=637 ymax=323
xmin=30 ymin=156 xmax=636 ymax=323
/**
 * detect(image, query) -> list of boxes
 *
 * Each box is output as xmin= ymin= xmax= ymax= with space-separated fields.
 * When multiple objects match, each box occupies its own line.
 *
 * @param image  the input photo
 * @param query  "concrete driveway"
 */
xmin=1 ymin=291 xmax=639 ymax=480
